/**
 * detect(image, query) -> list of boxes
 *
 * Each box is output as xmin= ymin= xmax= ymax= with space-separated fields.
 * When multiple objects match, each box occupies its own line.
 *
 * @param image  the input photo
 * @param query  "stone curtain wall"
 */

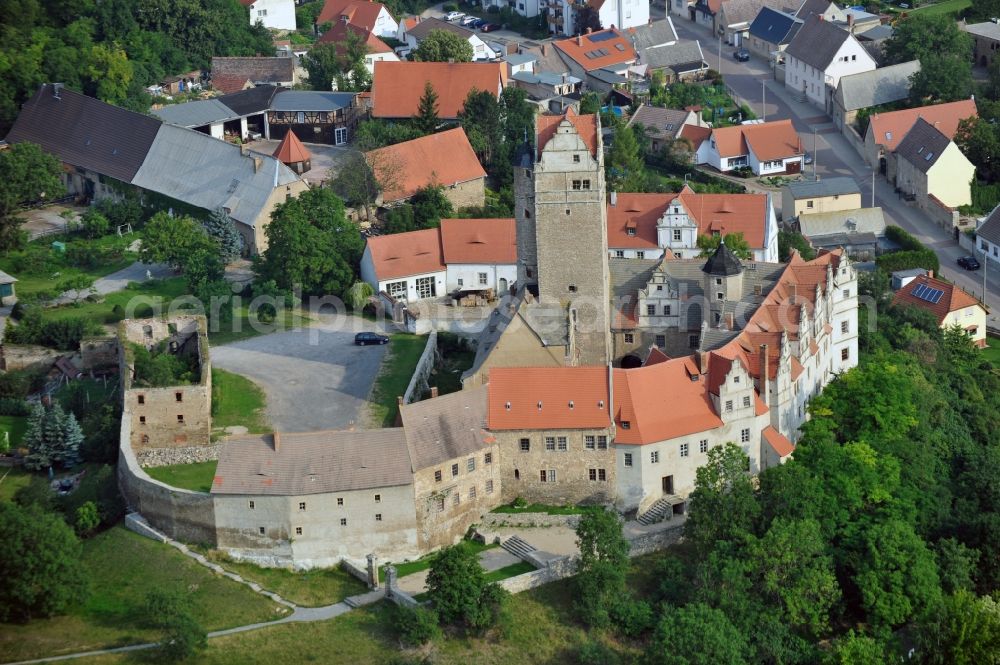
xmin=403 ymin=330 xmax=437 ymax=404
xmin=480 ymin=512 xmax=583 ymax=529
xmin=627 ymin=522 xmax=685 ymax=557
xmin=137 ymin=444 xmax=223 ymax=467
xmin=80 ymin=336 xmax=119 ymax=371
xmin=0 ymin=344 xmax=62 ymax=371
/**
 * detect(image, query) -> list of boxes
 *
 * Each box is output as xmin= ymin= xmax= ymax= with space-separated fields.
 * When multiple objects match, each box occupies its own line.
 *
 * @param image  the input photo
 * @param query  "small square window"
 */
xmin=569 ymin=284 xmax=577 ymax=292
xmin=299 ymin=502 xmax=306 ymax=511
xmin=624 ymin=453 xmax=633 ymax=467
xmin=337 ymin=497 xmax=344 ymax=506
xmin=582 ymin=179 xmax=591 ymax=190
xmin=435 ymin=470 xmax=442 ymax=482
xmin=741 ymin=428 xmax=750 ymax=443
xmin=624 ymin=333 xmax=634 ymax=343
xmin=249 ymin=500 xmax=255 ymax=509
xmin=295 ymin=526 xmax=302 ymax=535
xmin=589 ymin=468 xmax=597 ymax=481
xmin=485 ymin=452 xmax=492 ymax=465
xmin=340 ymin=518 xmax=348 ymax=526
xmin=655 ymin=334 xmax=666 ymax=348
xmin=597 ymin=436 xmax=608 ymax=450
xmin=375 ymin=494 xmax=381 ymax=503
xmin=842 ymin=289 xmax=850 ymax=299
xmin=452 ymin=463 xmax=459 ymax=477
xmin=680 ymin=443 xmax=689 ymax=457
xmin=557 ymin=436 xmax=568 ymax=451
xmin=375 ymin=513 xmax=382 ymax=521
xmin=598 ymin=468 xmax=606 ymax=481
xmin=519 ymin=438 xmax=530 ymax=452
xmin=573 ymin=154 xmax=581 ymax=163
xmin=259 ymin=526 xmax=265 ymax=535
xmin=176 ymin=414 xmax=184 ymax=423
xmin=175 ymin=392 xmax=183 ymax=402
xmin=545 ymin=436 xmax=556 ymax=451
xmin=139 ymin=415 xmax=146 ymax=424
xmin=841 ymin=348 xmax=850 ymax=361
xmin=621 ymin=420 xmax=631 ymax=429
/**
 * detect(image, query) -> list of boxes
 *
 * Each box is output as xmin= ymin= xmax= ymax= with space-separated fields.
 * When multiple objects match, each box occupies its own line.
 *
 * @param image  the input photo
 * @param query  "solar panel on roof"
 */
xmin=913 ymin=284 xmax=944 ymax=304
xmin=589 ymin=31 xmax=618 ymax=42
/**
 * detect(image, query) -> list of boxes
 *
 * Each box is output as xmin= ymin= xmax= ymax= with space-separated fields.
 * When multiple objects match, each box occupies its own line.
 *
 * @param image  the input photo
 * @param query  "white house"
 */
xmin=977 ymin=204 xmax=1000 ymax=270
xmin=547 ymin=0 xmax=649 ymax=36
xmin=402 ymin=17 xmax=499 ymax=61
xmin=696 ymin=119 xmax=804 ymax=176
xmin=243 ymin=0 xmax=296 ymax=30
xmin=783 ymin=15 xmax=876 ymax=113
xmin=361 ymin=219 xmax=517 ymax=302
xmin=317 ymin=0 xmax=399 ymax=39
xmin=486 ymin=0 xmax=542 ymax=17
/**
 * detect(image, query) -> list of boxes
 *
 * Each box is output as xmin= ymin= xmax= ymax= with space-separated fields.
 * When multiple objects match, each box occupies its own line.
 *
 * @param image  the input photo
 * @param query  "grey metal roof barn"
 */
xmin=152 ymin=99 xmax=241 ymax=128
xmin=784 ymin=176 xmax=861 ymax=200
xmin=270 ymin=91 xmax=358 ymax=112
xmin=834 ymin=60 xmax=919 ymax=113
xmin=132 ymin=124 xmax=300 ymax=230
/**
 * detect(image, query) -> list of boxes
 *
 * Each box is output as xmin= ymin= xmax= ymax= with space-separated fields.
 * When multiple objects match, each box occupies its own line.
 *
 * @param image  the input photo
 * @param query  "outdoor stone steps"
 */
xmin=637 ymin=498 xmax=673 ymax=526
xmin=501 ymin=535 xmax=537 ymax=561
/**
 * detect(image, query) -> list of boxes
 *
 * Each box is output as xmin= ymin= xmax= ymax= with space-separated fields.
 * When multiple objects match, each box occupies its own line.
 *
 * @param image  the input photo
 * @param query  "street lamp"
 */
xmin=761 ymin=79 xmax=766 ymax=122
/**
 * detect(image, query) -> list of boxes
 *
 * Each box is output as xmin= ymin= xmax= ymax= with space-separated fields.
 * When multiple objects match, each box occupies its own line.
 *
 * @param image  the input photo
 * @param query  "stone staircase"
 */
xmin=637 ymin=496 xmax=683 ymax=526
xmin=501 ymin=535 xmax=538 ymax=560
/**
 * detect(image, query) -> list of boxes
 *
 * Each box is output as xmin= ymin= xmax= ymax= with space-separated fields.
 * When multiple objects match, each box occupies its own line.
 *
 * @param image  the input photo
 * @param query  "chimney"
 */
xmin=587 ymin=26 xmax=594 ymax=33
xmin=273 ymin=432 xmax=281 ymax=452
xmin=610 ymin=191 xmax=617 ymax=206
xmin=430 ymin=386 xmax=439 ymax=398
xmin=759 ymin=344 xmax=769 ymax=405
xmin=725 ymin=312 xmax=734 ymax=330
xmin=253 ymin=156 xmax=263 ymax=172
xmin=577 ymin=34 xmax=582 ymax=45
xmin=847 ymin=13 xmax=854 ymax=29
xmin=52 ymin=83 xmax=64 ymax=100
xmin=788 ymin=283 xmax=797 ymax=303
xmin=927 ymin=270 xmax=933 ymax=279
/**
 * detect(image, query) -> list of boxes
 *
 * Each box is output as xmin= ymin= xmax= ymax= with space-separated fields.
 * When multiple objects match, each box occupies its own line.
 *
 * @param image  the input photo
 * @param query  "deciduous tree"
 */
xmin=574 ymin=509 xmax=630 ymax=628
xmin=412 ymin=29 xmax=473 ymax=62
xmin=697 ymin=231 xmax=752 ymax=259
xmin=685 ymin=443 xmax=760 ymax=553
xmin=0 ymin=142 xmax=66 ymax=249
xmin=646 ymin=603 xmax=750 ymax=665
xmin=425 ymin=543 xmax=508 ymax=632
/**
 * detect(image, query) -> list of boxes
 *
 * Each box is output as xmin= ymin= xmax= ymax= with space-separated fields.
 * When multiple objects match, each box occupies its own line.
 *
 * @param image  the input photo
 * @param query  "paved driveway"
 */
xmin=210 ymin=314 xmax=390 ymax=433
xmin=244 ymin=139 xmax=356 ymax=185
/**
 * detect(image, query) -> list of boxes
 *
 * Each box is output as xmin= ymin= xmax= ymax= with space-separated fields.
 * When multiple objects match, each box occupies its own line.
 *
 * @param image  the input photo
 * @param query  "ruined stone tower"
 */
xmin=514 ymin=109 xmax=611 ymax=365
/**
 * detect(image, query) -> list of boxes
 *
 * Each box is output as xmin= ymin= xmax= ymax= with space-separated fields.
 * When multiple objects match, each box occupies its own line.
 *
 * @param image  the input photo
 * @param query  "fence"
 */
xmin=402 ymin=330 xmax=437 ymax=405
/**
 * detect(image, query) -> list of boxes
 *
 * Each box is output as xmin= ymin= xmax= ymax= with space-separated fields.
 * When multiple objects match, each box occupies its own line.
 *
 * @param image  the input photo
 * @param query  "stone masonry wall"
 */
xmin=80 ymin=336 xmax=119 ymax=371
xmin=443 ymin=178 xmax=486 ymax=210
xmin=480 ymin=512 xmax=582 ymax=529
xmin=137 ymin=444 xmax=223 ymax=467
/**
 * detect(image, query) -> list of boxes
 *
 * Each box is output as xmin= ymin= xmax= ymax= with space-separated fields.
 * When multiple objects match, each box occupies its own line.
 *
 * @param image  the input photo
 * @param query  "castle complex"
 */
xmin=118 ymin=110 xmax=859 ymax=569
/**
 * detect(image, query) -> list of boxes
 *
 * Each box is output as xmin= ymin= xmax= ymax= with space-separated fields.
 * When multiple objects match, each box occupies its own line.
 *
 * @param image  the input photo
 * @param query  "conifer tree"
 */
xmin=203 ymin=208 xmax=243 ymax=263
xmin=415 ymin=82 xmax=440 ymax=134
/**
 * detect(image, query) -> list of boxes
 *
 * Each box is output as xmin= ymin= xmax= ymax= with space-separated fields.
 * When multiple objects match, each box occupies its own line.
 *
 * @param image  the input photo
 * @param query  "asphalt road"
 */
xmin=210 ymin=313 xmax=390 ymax=433
xmin=667 ymin=16 xmax=1000 ymax=329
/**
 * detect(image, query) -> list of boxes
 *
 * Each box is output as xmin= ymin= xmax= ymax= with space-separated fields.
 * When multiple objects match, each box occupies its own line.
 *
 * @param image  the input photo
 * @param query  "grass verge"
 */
xmin=0 ymin=465 xmax=31 ymax=502
xmin=380 ymin=539 xmax=499 ymax=582
xmin=483 ymin=561 xmax=536 ymax=584
xmin=0 ymin=526 xmax=284 ymax=662
xmin=492 ymin=502 xmax=597 ymax=515
xmin=204 ymin=554 xmax=368 ymax=607
xmin=910 ymin=0 xmax=970 ymax=15
xmin=145 ymin=461 xmax=217 ymax=493
xmin=367 ymin=333 xmax=427 ymax=427
xmin=211 ymin=368 xmax=269 ymax=433
xmin=42 ymin=278 xmax=189 ymax=324
xmin=983 ymin=336 xmax=1000 ymax=366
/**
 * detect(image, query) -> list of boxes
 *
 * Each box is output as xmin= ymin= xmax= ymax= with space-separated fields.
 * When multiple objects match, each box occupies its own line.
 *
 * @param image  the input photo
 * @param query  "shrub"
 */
xmin=0 ymin=370 xmax=32 ymax=399
xmin=610 ymin=597 xmax=654 ymax=637
xmin=395 ymin=606 xmax=442 ymax=646
xmin=577 ymin=638 xmax=622 ymax=665
xmin=80 ymin=208 xmax=111 ymax=238
xmin=74 ymin=501 xmax=100 ymax=536
xmin=96 ymin=196 xmax=144 ymax=230
xmin=876 ymin=249 xmax=939 ymax=274
xmin=0 ymin=398 xmax=30 ymax=416
xmin=442 ymin=2 xmax=457 ymax=9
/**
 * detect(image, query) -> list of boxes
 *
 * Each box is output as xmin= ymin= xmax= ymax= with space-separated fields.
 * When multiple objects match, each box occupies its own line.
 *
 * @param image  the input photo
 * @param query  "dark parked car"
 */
xmin=734 ymin=48 xmax=750 ymax=62
xmin=479 ymin=22 xmax=499 ymax=32
xmin=958 ymin=255 xmax=981 ymax=270
xmin=355 ymin=332 xmax=390 ymax=346
xmin=469 ymin=18 xmax=485 ymax=28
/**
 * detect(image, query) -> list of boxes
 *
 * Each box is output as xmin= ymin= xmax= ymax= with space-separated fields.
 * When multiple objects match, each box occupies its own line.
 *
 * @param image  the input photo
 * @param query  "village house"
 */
xmin=371 ymin=61 xmax=507 ymax=120
xmin=365 ymin=127 xmax=487 ymax=208
xmin=315 ymin=22 xmax=399 ymax=74
xmin=862 ymin=99 xmax=977 ymax=174
xmin=781 ymin=176 xmax=862 ymax=219
xmin=210 ymin=57 xmax=300 ymax=94
xmin=240 ymin=0 xmax=296 ymax=30
xmin=6 ymin=84 xmax=307 ymax=254
xmin=360 ymin=218 xmax=517 ymax=302
xmin=547 ymin=0 xmax=649 ymax=36
xmin=553 ymin=28 xmax=639 ymax=93
xmin=626 ymin=104 xmax=707 ymax=155
xmin=976 ymin=204 xmax=1000 ymax=269
xmin=606 ymin=188 xmax=779 ymax=262
xmin=892 ymin=274 xmax=988 ymax=347
xmin=795 ymin=0 xmax=844 ymax=21
xmin=717 ymin=0 xmax=791 ymax=47
xmin=831 ymin=60 xmax=920 ymax=131
xmin=684 ymin=0 xmax=723 ymax=31
xmin=401 ymin=17 xmax=499 ymax=61
xmin=893 ymin=117 xmax=975 ymax=212
xmin=266 ymin=91 xmax=359 ymax=145
xmin=695 ymin=118 xmax=804 ymax=175
xmin=783 ymin=15 xmax=876 ymax=113
xmin=626 ymin=19 xmax=708 ymax=82
xmin=747 ymin=7 xmax=802 ymax=62
xmin=964 ymin=20 xmax=1000 ymax=68
xmin=316 ymin=0 xmax=398 ymax=38
xmin=796 ymin=207 xmax=886 ymax=259
xmin=0 ymin=270 xmax=16 ymax=306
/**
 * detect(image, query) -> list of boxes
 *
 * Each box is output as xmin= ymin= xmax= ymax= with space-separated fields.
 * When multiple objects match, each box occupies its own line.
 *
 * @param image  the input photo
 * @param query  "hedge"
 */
xmin=884 ymin=225 xmax=924 ymax=252
xmin=876 ymin=249 xmax=940 ymax=274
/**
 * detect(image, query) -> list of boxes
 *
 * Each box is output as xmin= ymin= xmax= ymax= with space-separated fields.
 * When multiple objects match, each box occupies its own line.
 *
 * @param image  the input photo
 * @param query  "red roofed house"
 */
xmin=316 ymin=0 xmax=398 ymax=37
xmin=862 ymin=98 xmax=977 ymax=173
xmin=553 ymin=28 xmax=639 ymax=92
xmin=316 ymin=21 xmax=399 ymax=74
xmin=696 ymin=118 xmax=804 ymax=175
xmin=360 ymin=218 xmax=517 ymax=302
xmin=892 ymin=274 xmax=988 ymax=347
xmin=606 ymin=185 xmax=779 ymax=262
xmin=365 ymin=127 xmax=487 ymax=208
xmin=371 ymin=61 xmax=507 ymax=120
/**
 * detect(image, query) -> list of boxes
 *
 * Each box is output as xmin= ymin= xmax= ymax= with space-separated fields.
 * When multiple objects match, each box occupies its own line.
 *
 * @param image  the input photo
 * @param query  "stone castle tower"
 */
xmin=515 ymin=110 xmax=611 ymax=365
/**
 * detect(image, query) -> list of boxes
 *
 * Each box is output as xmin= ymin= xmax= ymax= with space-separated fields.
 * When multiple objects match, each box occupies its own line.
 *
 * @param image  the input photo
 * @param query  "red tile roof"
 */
xmin=605 ymin=187 xmax=770 ymax=250
xmin=371 ymin=61 xmax=506 ymax=120
xmin=892 ymin=274 xmax=985 ymax=323
xmin=317 ymin=0 xmax=391 ymax=30
xmin=439 ymin=218 xmax=517 ymax=265
xmin=553 ymin=28 xmax=638 ymax=71
xmin=211 ymin=75 xmax=253 ymax=95
xmin=317 ymin=21 xmax=393 ymax=54
xmin=535 ymin=108 xmax=599 ymax=159
xmin=366 ymin=127 xmax=486 ymax=203
xmin=679 ymin=123 xmax=711 ymax=151
xmin=709 ymin=119 xmax=802 ymax=160
xmin=487 ymin=367 xmax=611 ymax=430
xmin=868 ymin=99 xmax=977 ymax=153
xmin=272 ymin=131 xmax=311 ymax=164
xmin=365 ymin=228 xmax=444 ymax=281
xmin=762 ymin=425 xmax=794 ymax=457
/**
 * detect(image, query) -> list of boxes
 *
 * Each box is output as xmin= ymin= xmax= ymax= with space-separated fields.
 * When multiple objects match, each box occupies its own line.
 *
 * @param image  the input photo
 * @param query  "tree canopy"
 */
xmin=0 ymin=142 xmax=66 ymax=248
xmin=882 ymin=14 xmax=972 ymax=103
xmin=303 ymin=33 xmax=371 ymax=92
xmin=412 ymin=29 xmax=473 ymax=62
xmin=425 ymin=543 xmax=508 ymax=632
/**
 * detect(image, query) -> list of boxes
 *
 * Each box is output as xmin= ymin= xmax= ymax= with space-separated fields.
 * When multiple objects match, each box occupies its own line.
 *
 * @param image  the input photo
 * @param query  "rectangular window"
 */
xmin=337 ymin=497 xmax=344 ymax=506
xmin=624 ymin=453 xmax=633 ymax=467
xmin=259 ymin=527 xmax=265 ymax=535
xmin=436 ymin=496 xmax=445 ymax=511
xmin=467 ymin=457 xmax=476 ymax=472
xmin=452 ymin=463 xmax=459 ymax=476
xmin=557 ymin=436 xmax=568 ymax=451
xmin=841 ymin=320 xmax=849 ymax=334
xmin=572 ymin=179 xmax=582 ymax=190
xmin=175 ymin=392 xmax=183 ymax=402
xmin=741 ymin=428 xmax=750 ymax=443
xmin=295 ymin=526 xmax=302 ymax=535
xmin=139 ymin=416 xmax=146 ymax=424
xmin=375 ymin=513 xmax=382 ymax=521
xmin=621 ymin=420 xmax=631 ymax=429
xmin=453 ymin=493 xmax=460 ymax=506
xmin=597 ymin=436 xmax=608 ymax=450
xmin=434 ymin=470 xmax=442 ymax=482
xmin=478 ymin=272 xmax=488 ymax=285
xmin=416 ymin=276 xmax=436 ymax=299
xmin=249 ymin=500 xmax=255 ymax=509
xmin=615 ymin=250 xmax=625 ymax=258
xmin=680 ymin=443 xmax=689 ymax=457
xmin=573 ymin=154 xmax=581 ymax=163
xmin=298 ymin=502 xmax=306 ymax=511
xmin=469 ymin=486 xmax=477 ymax=500
xmin=486 ymin=479 xmax=494 ymax=493
xmin=647 ymin=304 xmax=656 ymax=316
xmin=842 ymin=289 xmax=850 ymax=299
xmin=520 ymin=438 xmax=530 ymax=452
xmin=545 ymin=436 xmax=556 ymax=451
xmin=624 ymin=333 xmax=634 ymax=343
xmin=636 ymin=251 xmax=645 ymax=259
xmin=651 ymin=451 xmax=659 ymax=463
xmin=485 ymin=452 xmax=492 ymax=465
xmin=699 ymin=439 xmax=708 ymax=453
xmin=841 ymin=348 xmax=849 ymax=361
xmin=340 ymin=518 xmax=347 ymax=526
xmin=582 ymin=180 xmax=591 ymax=190
xmin=672 ymin=229 xmax=682 ymax=241
xmin=589 ymin=468 xmax=597 ymax=481
xmin=177 ymin=414 xmax=184 ymax=423
xmin=585 ymin=435 xmax=596 ymax=449
xmin=386 ymin=280 xmax=407 ymax=298
xmin=598 ymin=468 xmax=606 ymax=481
xmin=725 ymin=400 xmax=733 ymax=412
xmin=374 ymin=494 xmax=381 ymax=503
xmin=664 ymin=305 xmax=671 ymax=316
xmin=655 ymin=334 xmax=666 ymax=348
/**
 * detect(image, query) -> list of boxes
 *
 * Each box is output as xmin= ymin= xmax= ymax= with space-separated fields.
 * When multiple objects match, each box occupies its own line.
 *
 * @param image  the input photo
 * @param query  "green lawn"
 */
xmin=380 ymin=539 xmax=499 ymax=582
xmin=0 ymin=526 xmax=284 ymax=662
xmin=204 ymin=554 xmax=368 ymax=607
xmin=483 ymin=561 xmax=537 ymax=584
xmin=0 ymin=415 xmax=28 ymax=448
xmin=211 ymin=368 xmax=269 ymax=434
xmin=910 ymin=0 xmax=970 ymax=15
xmin=42 ymin=277 xmax=190 ymax=323
xmin=492 ymin=502 xmax=598 ymax=516
xmin=367 ymin=333 xmax=428 ymax=427
xmin=0 ymin=247 xmax=137 ymax=299
xmin=983 ymin=336 xmax=1000 ymax=366
xmin=0 ymin=466 xmax=32 ymax=502
xmin=206 ymin=306 xmax=310 ymax=346
xmin=145 ymin=461 xmax=217 ymax=493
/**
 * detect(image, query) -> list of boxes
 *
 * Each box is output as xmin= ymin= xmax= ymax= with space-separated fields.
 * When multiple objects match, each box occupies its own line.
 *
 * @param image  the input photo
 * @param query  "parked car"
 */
xmin=479 ymin=22 xmax=499 ymax=31
xmin=461 ymin=15 xmax=480 ymax=25
xmin=734 ymin=48 xmax=750 ymax=62
xmin=445 ymin=11 xmax=464 ymax=20
xmin=958 ymin=255 xmax=981 ymax=270
xmin=467 ymin=18 xmax=484 ymax=27
xmin=355 ymin=332 xmax=390 ymax=345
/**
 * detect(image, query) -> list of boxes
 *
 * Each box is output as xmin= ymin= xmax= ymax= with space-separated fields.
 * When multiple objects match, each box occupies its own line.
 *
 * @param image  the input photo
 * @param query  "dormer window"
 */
xmin=627 ymin=228 xmax=636 ymax=236
xmin=621 ymin=420 xmax=631 ymax=429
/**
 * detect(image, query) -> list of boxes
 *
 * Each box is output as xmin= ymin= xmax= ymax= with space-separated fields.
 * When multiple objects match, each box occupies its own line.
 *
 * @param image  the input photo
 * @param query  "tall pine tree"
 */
xmin=415 ymin=82 xmax=440 ymax=134
xmin=22 ymin=403 xmax=83 ymax=470
xmin=203 ymin=209 xmax=243 ymax=263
